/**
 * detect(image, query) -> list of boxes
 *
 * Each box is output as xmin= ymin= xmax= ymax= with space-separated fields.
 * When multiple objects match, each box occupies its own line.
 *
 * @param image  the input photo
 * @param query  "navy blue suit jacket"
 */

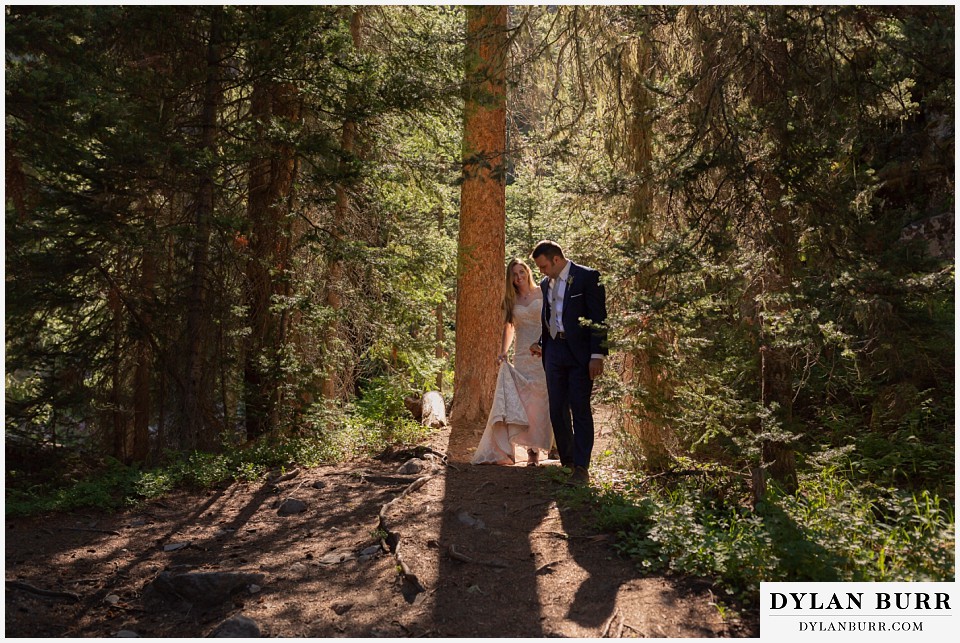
xmin=540 ymin=262 xmax=608 ymax=366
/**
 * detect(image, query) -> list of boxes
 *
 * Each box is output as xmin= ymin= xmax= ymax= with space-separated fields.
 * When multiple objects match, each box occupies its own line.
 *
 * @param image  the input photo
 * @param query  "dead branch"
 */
xmin=447 ymin=544 xmax=476 ymax=563
xmin=105 ymin=602 xmax=147 ymax=613
xmin=361 ymin=473 xmax=423 ymax=486
xmin=474 ymin=481 xmax=495 ymax=494
xmin=376 ymin=472 xmax=438 ymax=604
xmin=62 ymin=527 xmax=122 ymax=536
xmin=447 ymin=544 xmax=509 ymax=568
xmin=6 ymin=580 xmax=80 ymax=602
xmin=510 ymin=499 xmax=553 ymax=514
xmin=636 ymin=468 xmax=712 ymax=489
xmin=268 ymin=467 xmax=301 ymax=483
xmin=530 ymin=530 xmax=570 ymax=539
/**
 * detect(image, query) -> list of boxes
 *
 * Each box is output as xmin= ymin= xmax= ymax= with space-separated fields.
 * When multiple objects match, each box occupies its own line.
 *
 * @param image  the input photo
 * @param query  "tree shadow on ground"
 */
xmin=430 ymin=454 xmax=552 ymax=637
xmin=4 ymin=467 xmax=408 ymax=637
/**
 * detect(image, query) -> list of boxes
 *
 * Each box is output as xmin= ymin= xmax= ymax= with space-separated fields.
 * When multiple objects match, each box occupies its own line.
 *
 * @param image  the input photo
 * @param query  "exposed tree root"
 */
xmin=447 ymin=544 xmax=508 ymax=568
xmin=6 ymin=580 xmax=81 ymax=602
xmin=600 ymin=607 xmax=621 ymax=638
xmin=360 ymin=473 xmax=424 ymax=486
xmin=62 ymin=527 xmax=122 ymax=536
xmin=376 ymin=470 xmax=439 ymax=604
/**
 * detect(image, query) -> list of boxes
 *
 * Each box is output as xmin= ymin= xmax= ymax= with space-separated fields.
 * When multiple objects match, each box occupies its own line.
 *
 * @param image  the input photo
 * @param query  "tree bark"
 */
xmin=321 ymin=7 xmax=364 ymax=404
xmin=243 ymin=18 xmax=302 ymax=440
xmin=450 ymin=5 xmax=508 ymax=436
xmin=747 ymin=8 xmax=798 ymax=491
xmin=619 ymin=33 xmax=673 ymax=473
xmin=181 ymin=6 xmax=224 ymax=451
xmin=132 ymin=248 xmax=155 ymax=463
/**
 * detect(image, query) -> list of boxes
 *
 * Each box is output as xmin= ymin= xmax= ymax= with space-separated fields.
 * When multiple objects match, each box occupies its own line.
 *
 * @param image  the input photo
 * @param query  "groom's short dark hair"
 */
xmin=531 ymin=240 xmax=564 ymax=260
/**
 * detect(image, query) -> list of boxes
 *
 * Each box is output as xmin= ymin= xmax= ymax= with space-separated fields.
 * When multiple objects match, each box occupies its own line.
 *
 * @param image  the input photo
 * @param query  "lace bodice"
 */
xmin=510 ymin=295 xmax=543 ymax=371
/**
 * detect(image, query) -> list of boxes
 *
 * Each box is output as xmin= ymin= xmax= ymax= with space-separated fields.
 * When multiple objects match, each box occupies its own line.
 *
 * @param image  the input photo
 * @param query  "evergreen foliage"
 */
xmin=5 ymin=4 xmax=953 ymax=592
xmin=6 ymin=5 xmax=463 ymax=460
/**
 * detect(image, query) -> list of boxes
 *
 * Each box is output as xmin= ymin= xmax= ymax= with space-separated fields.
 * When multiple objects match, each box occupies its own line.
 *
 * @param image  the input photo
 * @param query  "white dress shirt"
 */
xmin=549 ymin=261 xmax=572 ymax=334
xmin=550 ymin=262 xmax=603 ymax=361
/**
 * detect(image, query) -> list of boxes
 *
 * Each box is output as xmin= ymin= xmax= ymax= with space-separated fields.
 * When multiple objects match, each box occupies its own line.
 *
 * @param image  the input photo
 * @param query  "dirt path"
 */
xmin=4 ymin=413 xmax=759 ymax=638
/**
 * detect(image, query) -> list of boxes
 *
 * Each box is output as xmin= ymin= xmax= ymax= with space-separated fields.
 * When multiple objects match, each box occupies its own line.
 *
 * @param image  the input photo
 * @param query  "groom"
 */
xmin=530 ymin=240 xmax=607 ymax=485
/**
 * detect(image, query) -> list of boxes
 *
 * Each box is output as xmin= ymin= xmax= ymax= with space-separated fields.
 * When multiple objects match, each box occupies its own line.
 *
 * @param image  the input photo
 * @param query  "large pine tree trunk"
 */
xmin=449 ymin=5 xmax=507 ymax=442
xmin=620 ymin=35 xmax=673 ymax=473
xmin=243 ymin=24 xmax=301 ymax=440
xmin=181 ymin=6 xmax=224 ymax=451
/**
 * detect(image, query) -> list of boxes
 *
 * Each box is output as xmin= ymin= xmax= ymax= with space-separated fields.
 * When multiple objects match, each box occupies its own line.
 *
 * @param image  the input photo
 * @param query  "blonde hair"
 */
xmin=503 ymin=258 xmax=538 ymax=324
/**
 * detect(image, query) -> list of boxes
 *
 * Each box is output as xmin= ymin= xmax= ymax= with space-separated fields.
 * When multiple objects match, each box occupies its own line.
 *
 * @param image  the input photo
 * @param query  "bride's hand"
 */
xmin=497 ymin=352 xmax=508 ymax=364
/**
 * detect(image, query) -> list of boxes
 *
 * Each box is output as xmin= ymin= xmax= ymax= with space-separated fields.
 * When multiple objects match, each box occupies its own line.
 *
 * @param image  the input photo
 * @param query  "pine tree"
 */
xmin=450 ymin=5 xmax=508 ymax=438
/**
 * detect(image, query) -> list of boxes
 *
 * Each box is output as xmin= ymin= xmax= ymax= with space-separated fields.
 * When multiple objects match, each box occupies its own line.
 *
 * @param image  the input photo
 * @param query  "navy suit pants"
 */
xmin=543 ymin=338 xmax=595 ymax=469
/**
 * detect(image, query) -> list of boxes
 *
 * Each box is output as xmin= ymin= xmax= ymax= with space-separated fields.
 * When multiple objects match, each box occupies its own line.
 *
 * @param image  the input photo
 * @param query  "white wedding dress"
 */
xmin=471 ymin=295 xmax=553 ymax=464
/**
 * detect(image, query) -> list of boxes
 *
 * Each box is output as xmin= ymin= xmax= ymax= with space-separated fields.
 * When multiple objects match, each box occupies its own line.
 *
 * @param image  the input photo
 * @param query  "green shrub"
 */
xmin=563 ymin=464 xmax=955 ymax=603
xmin=5 ymin=383 xmax=434 ymax=517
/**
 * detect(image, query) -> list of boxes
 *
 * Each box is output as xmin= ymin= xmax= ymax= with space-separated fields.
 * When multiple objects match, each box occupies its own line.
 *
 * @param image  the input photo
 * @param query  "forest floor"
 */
xmin=5 ymin=408 xmax=760 ymax=638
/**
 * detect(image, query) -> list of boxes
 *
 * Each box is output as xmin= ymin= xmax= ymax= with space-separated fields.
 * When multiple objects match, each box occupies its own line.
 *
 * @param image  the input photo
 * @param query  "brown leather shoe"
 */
xmin=567 ymin=466 xmax=590 ymax=486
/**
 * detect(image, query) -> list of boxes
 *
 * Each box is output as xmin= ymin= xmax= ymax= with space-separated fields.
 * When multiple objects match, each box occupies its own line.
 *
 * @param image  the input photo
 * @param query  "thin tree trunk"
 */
xmin=182 ymin=6 xmax=223 ymax=451
xmin=749 ymin=8 xmax=798 ymax=491
xmin=450 ymin=5 xmax=508 ymax=435
xmin=243 ymin=12 xmax=302 ymax=440
xmin=108 ymin=284 xmax=130 ymax=462
xmin=5 ymin=134 xmax=29 ymax=222
xmin=436 ymin=208 xmax=446 ymax=393
xmin=321 ymin=7 xmax=364 ymax=404
xmin=132 ymin=248 xmax=155 ymax=463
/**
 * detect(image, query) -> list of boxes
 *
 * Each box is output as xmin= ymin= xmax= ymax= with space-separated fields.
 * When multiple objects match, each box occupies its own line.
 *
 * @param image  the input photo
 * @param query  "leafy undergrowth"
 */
xmin=5 ymin=386 xmax=434 ymax=517
xmin=545 ymin=460 xmax=955 ymax=608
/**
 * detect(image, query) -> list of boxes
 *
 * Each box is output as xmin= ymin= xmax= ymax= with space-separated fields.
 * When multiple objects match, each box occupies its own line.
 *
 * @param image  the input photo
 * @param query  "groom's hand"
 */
xmin=530 ymin=343 xmax=542 ymax=357
xmin=589 ymin=358 xmax=604 ymax=380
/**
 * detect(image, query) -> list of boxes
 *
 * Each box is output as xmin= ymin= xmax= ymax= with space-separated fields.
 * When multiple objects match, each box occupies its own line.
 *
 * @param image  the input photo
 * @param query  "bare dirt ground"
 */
xmin=5 ymin=411 xmax=759 ymax=638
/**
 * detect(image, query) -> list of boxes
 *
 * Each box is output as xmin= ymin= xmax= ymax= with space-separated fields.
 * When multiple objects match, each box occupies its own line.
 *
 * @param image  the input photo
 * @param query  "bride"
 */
xmin=471 ymin=258 xmax=553 ymax=466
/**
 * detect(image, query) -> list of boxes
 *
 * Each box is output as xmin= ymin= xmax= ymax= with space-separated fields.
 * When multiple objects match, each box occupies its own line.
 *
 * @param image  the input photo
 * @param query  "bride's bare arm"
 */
xmin=498 ymin=323 xmax=515 ymax=363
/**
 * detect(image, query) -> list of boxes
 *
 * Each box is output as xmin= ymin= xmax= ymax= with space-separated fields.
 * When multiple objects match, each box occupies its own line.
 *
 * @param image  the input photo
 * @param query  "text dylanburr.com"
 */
xmin=761 ymin=582 xmax=956 ymax=639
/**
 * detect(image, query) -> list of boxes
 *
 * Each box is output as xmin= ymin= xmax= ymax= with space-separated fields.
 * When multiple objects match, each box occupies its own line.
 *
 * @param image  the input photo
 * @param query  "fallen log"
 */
xmin=403 ymin=392 xmax=446 ymax=428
